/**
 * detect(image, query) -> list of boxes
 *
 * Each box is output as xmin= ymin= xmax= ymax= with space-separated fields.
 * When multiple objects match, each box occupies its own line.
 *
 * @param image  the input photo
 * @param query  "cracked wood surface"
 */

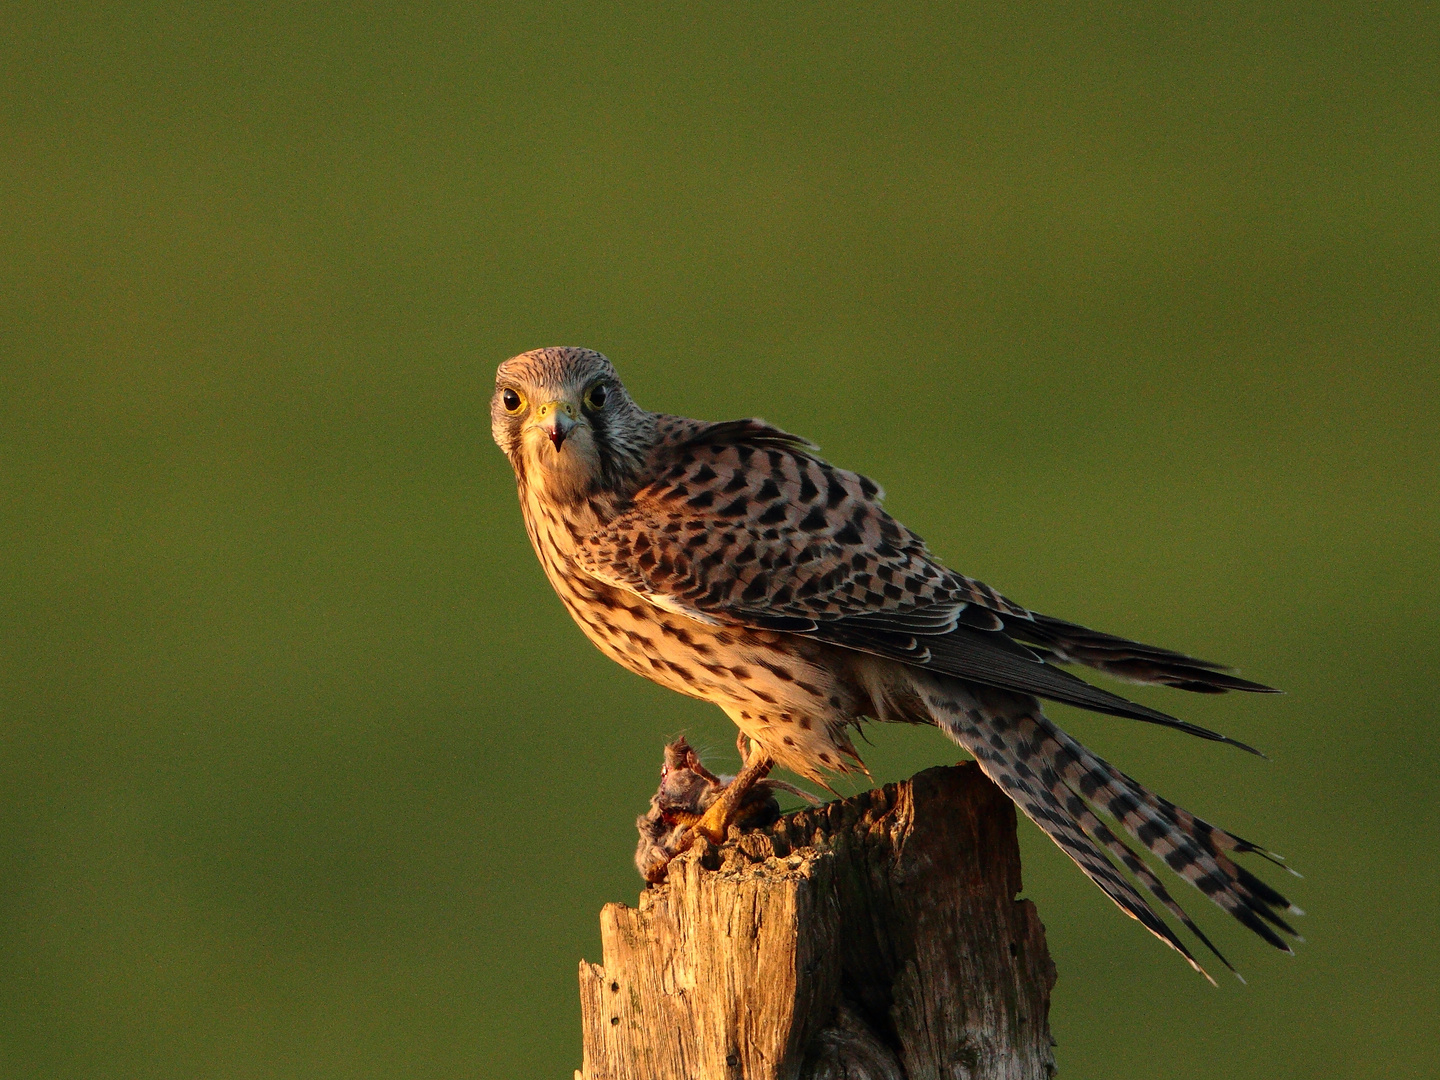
xmin=578 ymin=761 xmax=1057 ymax=1080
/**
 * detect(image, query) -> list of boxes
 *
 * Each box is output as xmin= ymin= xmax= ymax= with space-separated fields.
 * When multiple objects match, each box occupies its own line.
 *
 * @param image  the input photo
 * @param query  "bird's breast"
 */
xmin=518 ymin=491 xmax=870 ymax=782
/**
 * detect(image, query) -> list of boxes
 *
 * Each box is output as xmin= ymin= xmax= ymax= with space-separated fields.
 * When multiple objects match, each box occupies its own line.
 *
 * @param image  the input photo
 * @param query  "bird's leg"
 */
xmin=689 ymin=742 xmax=773 ymax=844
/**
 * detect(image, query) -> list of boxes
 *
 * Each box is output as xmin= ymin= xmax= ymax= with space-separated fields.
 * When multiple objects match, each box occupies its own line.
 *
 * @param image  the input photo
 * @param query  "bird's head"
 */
xmin=491 ymin=347 xmax=654 ymax=501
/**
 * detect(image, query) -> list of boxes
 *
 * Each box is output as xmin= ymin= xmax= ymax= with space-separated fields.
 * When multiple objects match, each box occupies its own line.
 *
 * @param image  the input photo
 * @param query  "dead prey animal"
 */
xmin=635 ymin=736 xmax=819 ymax=882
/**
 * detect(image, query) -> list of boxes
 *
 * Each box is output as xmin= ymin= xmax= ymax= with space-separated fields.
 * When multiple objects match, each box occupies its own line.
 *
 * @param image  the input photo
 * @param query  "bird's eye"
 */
xmin=501 ymin=388 xmax=523 ymax=413
xmin=585 ymin=384 xmax=608 ymax=410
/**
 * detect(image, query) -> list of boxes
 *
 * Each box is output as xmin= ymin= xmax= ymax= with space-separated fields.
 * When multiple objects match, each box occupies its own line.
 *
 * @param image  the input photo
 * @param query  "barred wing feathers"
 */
xmin=575 ymin=420 xmax=1271 ymax=749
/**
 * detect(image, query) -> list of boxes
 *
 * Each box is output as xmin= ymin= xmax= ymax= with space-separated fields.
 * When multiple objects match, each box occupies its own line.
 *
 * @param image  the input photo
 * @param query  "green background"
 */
xmin=3 ymin=4 xmax=1436 ymax=1077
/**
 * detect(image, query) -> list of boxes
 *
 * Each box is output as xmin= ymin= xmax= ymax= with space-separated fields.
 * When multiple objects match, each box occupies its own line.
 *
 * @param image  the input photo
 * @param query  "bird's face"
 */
xmin=491 ymin=347 xmax=651 ymax=501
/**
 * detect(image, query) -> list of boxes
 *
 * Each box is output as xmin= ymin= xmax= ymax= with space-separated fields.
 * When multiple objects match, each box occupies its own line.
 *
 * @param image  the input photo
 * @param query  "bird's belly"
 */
xmin=552 ymin=576 xmax=868 ymax=780
xmin=556 ymin=582 xmax=809 ymax=704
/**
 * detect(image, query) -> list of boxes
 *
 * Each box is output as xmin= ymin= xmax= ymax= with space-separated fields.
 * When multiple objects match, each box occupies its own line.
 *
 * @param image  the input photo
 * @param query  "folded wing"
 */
xmin=574 ymin=419 xmax=1274 ymax=749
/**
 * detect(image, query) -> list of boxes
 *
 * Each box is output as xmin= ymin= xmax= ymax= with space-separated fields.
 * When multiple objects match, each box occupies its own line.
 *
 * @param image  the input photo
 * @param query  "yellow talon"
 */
xmin=688 ymin=749 xmax=773 ymax=845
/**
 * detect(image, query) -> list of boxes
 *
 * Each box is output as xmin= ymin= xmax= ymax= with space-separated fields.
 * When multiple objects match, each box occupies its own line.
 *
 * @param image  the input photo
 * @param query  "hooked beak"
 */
xmin=534 ymin=400 xmax=579 ymax=451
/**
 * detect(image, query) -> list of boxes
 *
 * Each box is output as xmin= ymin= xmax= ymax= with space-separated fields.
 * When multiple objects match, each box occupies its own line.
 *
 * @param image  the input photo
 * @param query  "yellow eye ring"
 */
xmin=501 ymin=388 xmax=524 ymax=414
xmin=584 ymin=383 xmax=609 ymax=410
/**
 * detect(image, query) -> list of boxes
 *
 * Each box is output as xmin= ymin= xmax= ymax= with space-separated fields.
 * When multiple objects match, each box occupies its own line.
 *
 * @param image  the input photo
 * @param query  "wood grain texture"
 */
xmin=579 ymin=762 xmax=1057 ymax=1080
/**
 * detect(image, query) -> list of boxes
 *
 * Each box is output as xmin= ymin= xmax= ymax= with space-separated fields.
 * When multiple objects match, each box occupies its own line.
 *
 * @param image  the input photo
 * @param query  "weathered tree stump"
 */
xmin=578 ymin=762 xmax=1057 ymax=1080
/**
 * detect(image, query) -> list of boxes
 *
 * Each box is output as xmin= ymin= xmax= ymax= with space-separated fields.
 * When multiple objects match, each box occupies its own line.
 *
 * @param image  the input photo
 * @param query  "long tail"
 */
xmin=909 ymin=671 xmax=1302 ymax=982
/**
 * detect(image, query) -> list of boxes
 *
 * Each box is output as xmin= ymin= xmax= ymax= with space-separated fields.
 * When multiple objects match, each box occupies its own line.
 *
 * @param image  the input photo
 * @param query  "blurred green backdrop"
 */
xmin=2 ymin=3 xmax=1437 ymax=1077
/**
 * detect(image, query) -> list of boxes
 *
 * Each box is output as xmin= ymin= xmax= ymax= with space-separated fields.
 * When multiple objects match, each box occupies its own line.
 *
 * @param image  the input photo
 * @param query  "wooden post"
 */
xmin=578 ymin=762 xmax=1057 ymax=1080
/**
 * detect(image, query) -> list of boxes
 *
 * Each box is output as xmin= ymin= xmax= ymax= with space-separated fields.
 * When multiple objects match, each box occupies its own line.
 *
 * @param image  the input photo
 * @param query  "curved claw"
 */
xmin=690 ymin=749 xmax=774 ymax=843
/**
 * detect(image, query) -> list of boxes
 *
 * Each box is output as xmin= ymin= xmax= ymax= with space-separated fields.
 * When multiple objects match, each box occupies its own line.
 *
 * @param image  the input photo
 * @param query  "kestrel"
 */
xmin=492 ymin=346 xmax=1301 ymax=980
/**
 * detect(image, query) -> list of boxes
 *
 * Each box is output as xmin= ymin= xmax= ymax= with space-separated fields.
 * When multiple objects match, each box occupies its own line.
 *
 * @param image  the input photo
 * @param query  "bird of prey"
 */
xmin=491 ymin=345 xmax=1301 ymax=981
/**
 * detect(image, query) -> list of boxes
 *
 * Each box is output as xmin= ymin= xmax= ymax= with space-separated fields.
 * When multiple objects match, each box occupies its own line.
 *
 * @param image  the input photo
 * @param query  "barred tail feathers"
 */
xmin=910 ymin=673 xmax=1300 ymax=979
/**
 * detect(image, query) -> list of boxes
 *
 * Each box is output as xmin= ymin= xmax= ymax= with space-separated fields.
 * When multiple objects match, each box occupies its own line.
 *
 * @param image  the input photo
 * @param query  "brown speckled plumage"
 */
xmin=492 ymin=346 xmax=1300 ymax=980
